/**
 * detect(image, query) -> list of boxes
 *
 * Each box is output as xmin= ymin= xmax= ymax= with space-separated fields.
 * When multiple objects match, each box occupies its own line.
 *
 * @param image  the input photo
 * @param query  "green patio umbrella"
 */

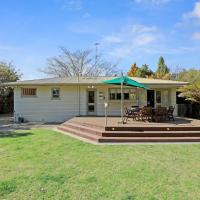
xmin=103 ymin=75 xmax=148 ymax=123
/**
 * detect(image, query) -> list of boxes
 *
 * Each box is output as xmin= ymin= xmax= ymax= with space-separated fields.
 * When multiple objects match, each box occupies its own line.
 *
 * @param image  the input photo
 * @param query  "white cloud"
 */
xmin=133 ymin=0 xmax=170 ymax=5
xmin=102 ymin=35 xmax=122 ymax=44
xmin=140 ymin=46 xmax=198 ymax=54
xmin=62 ymin=0 xmax=82 ymax=11
xmin=192 ymin=32 xmax=200 ymax=40
xmin=101 ymin=24 xmax=159 ymax=59
xmin=102 ymin=24 xmax=157 ymax=46
xmin=180 ymin=2 xmax=200 ymax=41
xmin=101 ymin=23 xmax=198 ymax=61
xmin=183 ymin=1 xmax=200 ymax=19
xmin=134 ymin=34 xmax=156 ymax=46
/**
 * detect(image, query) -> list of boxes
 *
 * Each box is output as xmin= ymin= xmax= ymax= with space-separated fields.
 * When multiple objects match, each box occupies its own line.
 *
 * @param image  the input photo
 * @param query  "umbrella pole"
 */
xmin=121 ymin=73 xmax=124 ymax=124
xmin=121 ymin=81 xmax=123 ymax=123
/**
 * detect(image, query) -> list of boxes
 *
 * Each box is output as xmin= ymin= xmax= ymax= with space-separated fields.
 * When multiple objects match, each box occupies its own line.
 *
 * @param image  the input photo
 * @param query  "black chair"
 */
xmin=168 ymin=106 xmax=175 ymax=121
xmin=136 ymin=106 xmax=153 ymax=122
xmin=123 ymin=106 xmax=135 ymax=123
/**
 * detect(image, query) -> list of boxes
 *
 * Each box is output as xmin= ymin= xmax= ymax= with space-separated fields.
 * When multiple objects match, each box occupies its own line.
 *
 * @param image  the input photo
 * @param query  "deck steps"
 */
xmin=58 ymin=121 xmax=200 ymax=143
xmin=58 ymin=126 xmax=100 ymax=142
xmin=62 ymin=122 xmax=103 ymax=136
xmin=63 ymin=121 xmax=104 ymax=129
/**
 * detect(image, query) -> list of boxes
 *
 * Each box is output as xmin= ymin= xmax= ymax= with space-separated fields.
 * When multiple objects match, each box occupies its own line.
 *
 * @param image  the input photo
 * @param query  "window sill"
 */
xmin=51 ymin=97 xmax=61 ymax=100
xmin=21 ymin=95 xmax=37 ymax=98
xmin=108 ymin=100 xmax=135 ymax=103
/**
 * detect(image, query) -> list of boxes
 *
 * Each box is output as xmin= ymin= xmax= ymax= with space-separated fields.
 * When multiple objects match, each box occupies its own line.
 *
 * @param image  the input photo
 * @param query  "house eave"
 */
xmin=5 ymin=83 xmax=187 ymax=89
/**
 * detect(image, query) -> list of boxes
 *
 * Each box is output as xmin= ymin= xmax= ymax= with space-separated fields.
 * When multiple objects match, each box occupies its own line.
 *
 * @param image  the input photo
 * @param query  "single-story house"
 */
xmin=7 ymin=76 xmax=187 ymax=123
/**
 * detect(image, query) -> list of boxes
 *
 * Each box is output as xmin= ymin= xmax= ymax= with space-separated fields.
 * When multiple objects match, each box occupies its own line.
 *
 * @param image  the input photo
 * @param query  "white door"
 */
xmin=87 ymin=90 xmax=96 ymax=115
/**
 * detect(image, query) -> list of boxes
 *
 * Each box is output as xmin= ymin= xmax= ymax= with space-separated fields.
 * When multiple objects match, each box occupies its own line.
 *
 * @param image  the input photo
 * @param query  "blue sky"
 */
xmin=0 ymin=0 xmax=200 ymax=80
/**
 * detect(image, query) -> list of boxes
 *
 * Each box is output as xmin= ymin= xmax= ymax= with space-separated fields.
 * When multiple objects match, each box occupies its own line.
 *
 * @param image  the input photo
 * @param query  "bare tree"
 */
xmin=41 ymin=47 xmax=118 ymax=77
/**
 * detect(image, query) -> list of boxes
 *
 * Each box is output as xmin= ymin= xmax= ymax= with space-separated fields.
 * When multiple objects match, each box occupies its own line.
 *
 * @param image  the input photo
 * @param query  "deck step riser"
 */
xmin=99 ymin=138 xmax=200 ymax=143
xmin=102 ymin=132 xmax=200 ymax=137
xmin=63 ymin=122 xmax=103 ymax=129
xmin=62 ymin=123 xmax=103 ymax=136
xmin=105 ymin=127 xmax=200 ymax=132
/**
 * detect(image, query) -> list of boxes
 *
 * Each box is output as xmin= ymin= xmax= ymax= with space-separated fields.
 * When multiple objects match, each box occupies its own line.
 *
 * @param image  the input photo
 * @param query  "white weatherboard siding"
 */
xmin=138 ymin=88 xmax=147 ymax=107
xmin=14 ymin=86 xmax=82 ymax=122
xmin=14 ymin=84 xmax=178 ymax=122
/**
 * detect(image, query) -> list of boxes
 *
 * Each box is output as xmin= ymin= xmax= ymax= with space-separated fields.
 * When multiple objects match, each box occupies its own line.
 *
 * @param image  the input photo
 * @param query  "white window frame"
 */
xmin=156 ymin=90 xmax=161 ymax=104
xmin=51 ymin=88 xmax=60 ymax=99
xmin=108 ymin=88 xmax=137 ymax=101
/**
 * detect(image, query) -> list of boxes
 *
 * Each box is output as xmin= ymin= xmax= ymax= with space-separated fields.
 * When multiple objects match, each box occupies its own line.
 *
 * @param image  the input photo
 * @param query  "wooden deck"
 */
xmin=57 ymin=117 xmax=200 ymax=143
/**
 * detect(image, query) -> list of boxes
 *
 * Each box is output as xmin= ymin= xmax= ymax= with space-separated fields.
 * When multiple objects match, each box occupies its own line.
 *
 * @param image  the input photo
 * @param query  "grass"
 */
xmin=0 ymin=129 xmax=200 ymax=200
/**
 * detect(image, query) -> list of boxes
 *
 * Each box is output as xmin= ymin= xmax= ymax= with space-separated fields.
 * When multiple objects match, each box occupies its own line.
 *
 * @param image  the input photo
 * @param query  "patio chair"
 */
xmin=144 ymin=107 xmax=153 ymax=122
xmin=153 ymin=107 xmax=167 ymax=122
xmin=168 ymin=106 xmax=175 ymax=121
xmin=123 ymin=106 xmax=135 ymax=123
xmin=135 ymin=107 xmax=144 ymax=121
xmin=137 ymin=106 xmax=153 ymax=122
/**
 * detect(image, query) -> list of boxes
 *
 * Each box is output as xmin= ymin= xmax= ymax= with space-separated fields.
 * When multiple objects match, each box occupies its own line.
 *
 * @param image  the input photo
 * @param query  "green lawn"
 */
xmin=0 ymin=129 xmax=200 ymax=200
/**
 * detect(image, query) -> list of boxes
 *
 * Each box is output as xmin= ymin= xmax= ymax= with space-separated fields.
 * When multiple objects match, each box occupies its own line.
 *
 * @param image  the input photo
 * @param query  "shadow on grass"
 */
xmin=0 ymin=131 xmax=33 ymax=138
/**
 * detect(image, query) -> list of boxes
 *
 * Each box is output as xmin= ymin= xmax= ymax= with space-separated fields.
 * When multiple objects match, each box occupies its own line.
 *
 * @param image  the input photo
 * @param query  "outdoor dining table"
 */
xmin=130 ymin=106 xmax=141 ymax=114
xmin=128 ymin=106 xmax=169 ymax=122
xmin=130 ymin=106 xmax=141 ymax=111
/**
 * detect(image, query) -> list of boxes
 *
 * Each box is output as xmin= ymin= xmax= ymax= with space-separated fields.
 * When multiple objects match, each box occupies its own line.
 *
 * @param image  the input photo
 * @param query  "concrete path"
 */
xmin=0 ymin=114 xmax=58 ymax=131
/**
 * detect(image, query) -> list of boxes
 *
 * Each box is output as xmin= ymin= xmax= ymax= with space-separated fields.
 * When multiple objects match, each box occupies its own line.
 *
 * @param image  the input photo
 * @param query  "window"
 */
xmin=124 ymin=89 xmax=130 ymax=100
xmin=109 ymin=89 xmax=116 ymax=100
xmin=116 ymin=89 xmax=121 ymax=100
xmin=21 ymin=88 xmax=37 ymax=97
xmin=156 ymin=91 xmax=161 ymax=104
xmin=108 ymin=88 xmax=137 ymax=100
xmin=124 ymin=93 xmax=129 ymax=100
xmin=52 ymin=88 xmax=60 ymax=99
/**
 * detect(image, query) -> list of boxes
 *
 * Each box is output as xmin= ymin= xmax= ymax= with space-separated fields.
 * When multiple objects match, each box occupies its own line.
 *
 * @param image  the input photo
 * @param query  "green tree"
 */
xmin=0 ymin=61 xmax=21 ymax=113
xmin=176 ymin=68 xmax=200 ymax=106
xmin=176 ymin=68 xmax=200 ymax=83
xmin=155 ymin=56 xmax=170 ymax=79
xmin=178 ymin=80 xmax=200 ymax=104
xmin=138 ymin=64 xmax=154 ymax=78
xmin=0 ymin=62 xmax=20 ymax=83
xmin=127 ymin=63 xmax=154 ymax=78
